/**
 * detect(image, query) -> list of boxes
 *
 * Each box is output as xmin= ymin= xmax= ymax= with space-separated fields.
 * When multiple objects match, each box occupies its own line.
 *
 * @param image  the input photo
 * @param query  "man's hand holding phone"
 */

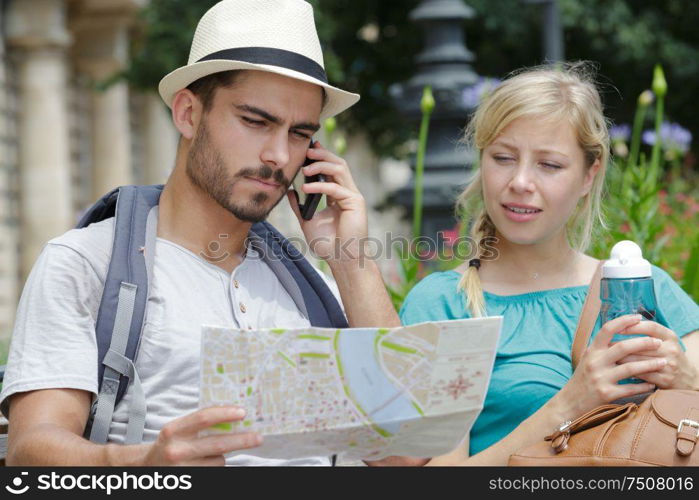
xmin=288 ymin=140 xmax=367 ymax=263
xmin=292 ymin=141 xmax=326 ymax=221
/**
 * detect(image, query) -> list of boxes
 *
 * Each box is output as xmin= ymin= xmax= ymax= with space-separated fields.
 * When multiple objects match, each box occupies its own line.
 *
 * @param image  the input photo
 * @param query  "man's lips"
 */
xmin=244 ymin=176 xmax=282 ymax=189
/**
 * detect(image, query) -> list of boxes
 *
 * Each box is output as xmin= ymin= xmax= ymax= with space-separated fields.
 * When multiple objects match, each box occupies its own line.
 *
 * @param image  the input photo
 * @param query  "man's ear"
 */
xmin=171 ymin=89 xmax=201 ymax=140
xmin=582 ymin=158 xmax=602 ymax=197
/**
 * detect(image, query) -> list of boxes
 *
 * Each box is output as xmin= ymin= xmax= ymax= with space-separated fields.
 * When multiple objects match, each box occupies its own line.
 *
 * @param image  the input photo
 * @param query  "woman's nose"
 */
xmin=508 ymin=163 xmax=536 ymax=193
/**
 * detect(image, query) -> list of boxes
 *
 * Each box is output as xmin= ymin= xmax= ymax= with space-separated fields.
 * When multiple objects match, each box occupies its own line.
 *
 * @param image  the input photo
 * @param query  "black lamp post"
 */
xmin=389 ymin=0 xmax=480 ymax=241
xmin=524 ymin=0 xmax=564 ymax=62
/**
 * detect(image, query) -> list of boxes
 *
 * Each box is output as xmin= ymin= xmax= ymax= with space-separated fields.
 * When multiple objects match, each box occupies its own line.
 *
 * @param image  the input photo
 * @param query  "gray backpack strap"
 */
xmin=89 ymin=283 xmax=144 ymax=443
xmin=82 ymin=185 xmax=162 ymax=443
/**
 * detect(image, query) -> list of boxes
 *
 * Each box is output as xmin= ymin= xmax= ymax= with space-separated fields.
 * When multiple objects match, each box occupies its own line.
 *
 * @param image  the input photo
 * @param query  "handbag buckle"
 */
xmin=546 ymin=420 xmax=573 ymax=453
xmin=676 ymin=419 xmax=699 ymax=457
xmin=678 ymin=419 xmax=699 ymax=437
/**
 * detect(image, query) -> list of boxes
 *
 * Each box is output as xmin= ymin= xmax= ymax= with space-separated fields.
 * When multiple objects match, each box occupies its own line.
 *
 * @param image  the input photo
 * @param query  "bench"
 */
xmin=0 ymin=365 xmax=5 ymax=465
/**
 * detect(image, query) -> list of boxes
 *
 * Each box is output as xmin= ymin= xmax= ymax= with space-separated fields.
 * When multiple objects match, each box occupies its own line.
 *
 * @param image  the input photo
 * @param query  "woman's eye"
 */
xmin=493 ymin=155 xmax=514 ymax=164
xmin=541 ymin=162 xmax=562 ymax=170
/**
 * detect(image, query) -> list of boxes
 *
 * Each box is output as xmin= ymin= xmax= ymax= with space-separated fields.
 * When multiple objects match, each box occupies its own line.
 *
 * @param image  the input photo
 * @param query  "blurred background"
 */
xmin=0 ymin=0 xmax=697 ymax=358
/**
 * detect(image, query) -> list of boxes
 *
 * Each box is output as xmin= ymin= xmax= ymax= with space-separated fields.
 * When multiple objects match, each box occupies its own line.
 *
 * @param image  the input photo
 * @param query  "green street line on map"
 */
xmin=411 ymin=400 xmax=425 ymax=416
xmin=381 ymin=341 xmax=418 ymax=355
xmin=297 ymin=334 xmax=332 ymax=341
xmin=299 ymin=352 xmax=330 ymax=359
xmin=334 ymin=330 xmax=344 ymax=377
xmin=243 ymin=421 xmax=252 ymax=427
xmin=277 ymin=350 xmax=296 ymax=368
xmin=373 ymin=328 xmax=391 ymax=359
xmin=334 ymin=329 xmax=393 ymax=439
xmin=211 ymin=422 xmax=232 ymax=432
xmin=270 ymin=328 xmax=286 ymax=335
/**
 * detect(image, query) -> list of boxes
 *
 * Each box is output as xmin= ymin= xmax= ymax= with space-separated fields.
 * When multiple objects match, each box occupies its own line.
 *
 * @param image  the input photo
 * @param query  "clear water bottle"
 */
xmin=600 ymin=241 xmax=658 ymax=391
xmin=600 ymin=240 xmax=657 ymax=339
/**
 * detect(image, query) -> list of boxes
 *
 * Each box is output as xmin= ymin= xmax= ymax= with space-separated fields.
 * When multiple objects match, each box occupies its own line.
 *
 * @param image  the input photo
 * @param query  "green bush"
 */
xmin=591 ymin=66 xmax=699 ymax=302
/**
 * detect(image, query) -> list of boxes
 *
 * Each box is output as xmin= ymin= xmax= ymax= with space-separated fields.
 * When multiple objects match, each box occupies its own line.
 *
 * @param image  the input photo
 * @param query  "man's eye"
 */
xmin=242 ymin=117 xmax=264 ymax=126
xmin=292 ymin=130 xmax=311 ymax=140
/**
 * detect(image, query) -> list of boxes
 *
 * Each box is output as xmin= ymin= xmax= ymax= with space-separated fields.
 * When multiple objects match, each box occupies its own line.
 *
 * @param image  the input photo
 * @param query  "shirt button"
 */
xmin=233 ymin=279 xmax=240 ymax=288
xmin=240 ymin=302 xmax=247 ymax=313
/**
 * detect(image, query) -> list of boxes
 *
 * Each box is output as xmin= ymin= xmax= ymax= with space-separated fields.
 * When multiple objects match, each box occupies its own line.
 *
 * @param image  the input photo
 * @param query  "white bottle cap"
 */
xmin=602 ymin=240 xmax=652 ymax=279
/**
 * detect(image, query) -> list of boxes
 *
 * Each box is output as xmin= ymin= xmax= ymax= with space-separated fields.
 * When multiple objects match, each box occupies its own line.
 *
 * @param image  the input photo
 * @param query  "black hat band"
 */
xmin=197 ymin=47 xmax=328 ymax=84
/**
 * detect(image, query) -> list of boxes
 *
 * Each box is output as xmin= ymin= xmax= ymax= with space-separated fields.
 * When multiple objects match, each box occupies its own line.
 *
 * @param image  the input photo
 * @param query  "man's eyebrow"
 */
xmin=235 ymin=104 xmax=320 ymax=133
xmin=235 ymin=104 xmax=281 ymax=124
xmin=292 ymin=121 xmax=321 ymax=133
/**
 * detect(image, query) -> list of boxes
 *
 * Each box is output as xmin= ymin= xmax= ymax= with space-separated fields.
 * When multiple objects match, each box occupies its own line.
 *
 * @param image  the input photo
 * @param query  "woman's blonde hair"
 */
xmin=456 ymin=62 xmax=610 ymax=317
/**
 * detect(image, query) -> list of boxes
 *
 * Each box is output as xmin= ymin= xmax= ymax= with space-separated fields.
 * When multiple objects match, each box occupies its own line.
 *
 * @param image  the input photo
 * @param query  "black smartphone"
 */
xmin=292 ymin=140 xmax=325 ymax=220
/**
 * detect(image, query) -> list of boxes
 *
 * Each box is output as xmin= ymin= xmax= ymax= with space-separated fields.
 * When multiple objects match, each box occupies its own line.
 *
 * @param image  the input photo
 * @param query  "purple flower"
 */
xmin=462 ymin=77 xmax=502 ymax=108
xmin=642 ymin=122 xmax=693 ymax=153
xmin=609 ymin=124 xmax=631 ymax=143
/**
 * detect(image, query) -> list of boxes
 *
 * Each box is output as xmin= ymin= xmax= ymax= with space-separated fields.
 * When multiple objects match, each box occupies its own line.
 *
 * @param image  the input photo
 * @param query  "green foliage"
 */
xmin=591 ymin=67 xmax=699 ymax=302
xmin=386 ymin=86 xmax=434 ymax=311
xmin=124 ymin=0 xmax=216 ymax=90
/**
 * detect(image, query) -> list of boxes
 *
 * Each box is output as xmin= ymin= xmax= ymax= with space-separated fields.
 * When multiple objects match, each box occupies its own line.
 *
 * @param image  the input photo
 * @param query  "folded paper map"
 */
xmin=199 ymin=317 xmax=502 ymax=460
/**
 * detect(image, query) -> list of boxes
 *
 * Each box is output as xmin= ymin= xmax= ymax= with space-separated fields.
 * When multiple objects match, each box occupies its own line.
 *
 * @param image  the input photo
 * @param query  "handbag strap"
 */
xmin=571 ymin=260 xmax=605 ymax=370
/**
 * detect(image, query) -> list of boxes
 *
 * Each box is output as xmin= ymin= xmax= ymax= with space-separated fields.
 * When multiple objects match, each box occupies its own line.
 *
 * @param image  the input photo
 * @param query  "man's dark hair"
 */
xmin=186 ymin=70 xmax=243 ymax=112
xmin=186 ymin=70 xmax=328 ymax=113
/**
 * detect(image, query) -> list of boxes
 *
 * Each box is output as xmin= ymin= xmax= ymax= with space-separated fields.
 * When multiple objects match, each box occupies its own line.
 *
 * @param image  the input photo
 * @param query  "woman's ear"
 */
xmin=581 ymin=158 xmax=602 ymax=197
xmin=171 ymin=89 xmax=201 ymax=140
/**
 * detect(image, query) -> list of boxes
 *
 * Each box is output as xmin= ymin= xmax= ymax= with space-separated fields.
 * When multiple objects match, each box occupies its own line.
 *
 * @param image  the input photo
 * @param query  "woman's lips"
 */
xmin=501 ymin=203 xmax=542 ymax=222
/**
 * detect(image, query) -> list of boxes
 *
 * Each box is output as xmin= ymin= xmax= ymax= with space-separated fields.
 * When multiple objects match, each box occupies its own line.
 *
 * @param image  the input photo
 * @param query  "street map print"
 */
xmin=199 ymin=317 xmax=502 ymax=460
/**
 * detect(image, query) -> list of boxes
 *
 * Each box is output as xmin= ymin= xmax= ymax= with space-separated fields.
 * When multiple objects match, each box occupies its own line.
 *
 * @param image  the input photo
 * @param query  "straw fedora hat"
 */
xmin=158 ymin=0 xmax=360 ymax=120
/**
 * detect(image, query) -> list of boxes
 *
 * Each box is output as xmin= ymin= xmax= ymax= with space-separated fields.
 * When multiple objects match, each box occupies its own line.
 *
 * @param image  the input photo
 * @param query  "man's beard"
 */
xmin=185 ymin=121 xmax=292 ymax=223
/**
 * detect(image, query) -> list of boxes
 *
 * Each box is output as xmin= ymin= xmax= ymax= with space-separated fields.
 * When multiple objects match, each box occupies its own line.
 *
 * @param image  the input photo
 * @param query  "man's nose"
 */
xmin=260 ymin=132 xmax=290 ymax=168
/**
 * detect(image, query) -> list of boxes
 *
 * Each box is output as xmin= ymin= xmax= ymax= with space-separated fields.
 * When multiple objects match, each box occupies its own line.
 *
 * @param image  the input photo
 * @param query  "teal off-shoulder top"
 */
xmin=399 ymin=265 xmax=699 ymax=456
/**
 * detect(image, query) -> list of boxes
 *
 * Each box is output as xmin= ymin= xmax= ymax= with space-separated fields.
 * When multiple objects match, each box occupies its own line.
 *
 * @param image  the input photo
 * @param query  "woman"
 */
xmin=399 ymin=63 xmax=699 ymax=465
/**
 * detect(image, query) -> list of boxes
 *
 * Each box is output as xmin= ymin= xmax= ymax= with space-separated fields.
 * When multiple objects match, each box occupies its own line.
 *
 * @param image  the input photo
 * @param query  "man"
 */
xmin=1 ymin=0 xmax=407 ymax=466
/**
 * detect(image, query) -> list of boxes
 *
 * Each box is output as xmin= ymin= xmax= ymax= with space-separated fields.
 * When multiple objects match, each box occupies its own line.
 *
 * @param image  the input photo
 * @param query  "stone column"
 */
xmin=142 ymin=92 xmax=177 ymax=185
xmin=73 ymin=17 xmax=132 ymax=200
xmin=7 ymin=0 xmax=73 ymax=282
xmin=0 ymin=11 xmax=20 ymax=345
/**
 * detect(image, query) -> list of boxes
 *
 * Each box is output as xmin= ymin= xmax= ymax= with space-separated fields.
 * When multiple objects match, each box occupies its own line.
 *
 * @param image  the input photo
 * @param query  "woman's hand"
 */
xmin=555 ymin=314 xmax=665 ymax=418
xmin=615 ymin=321 xmax=699 ymax=391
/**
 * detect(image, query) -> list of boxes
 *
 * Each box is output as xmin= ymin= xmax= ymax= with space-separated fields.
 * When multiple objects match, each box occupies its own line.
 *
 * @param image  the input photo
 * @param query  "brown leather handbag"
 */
xmin=509 ymin=262 xmax=699 ymax=466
